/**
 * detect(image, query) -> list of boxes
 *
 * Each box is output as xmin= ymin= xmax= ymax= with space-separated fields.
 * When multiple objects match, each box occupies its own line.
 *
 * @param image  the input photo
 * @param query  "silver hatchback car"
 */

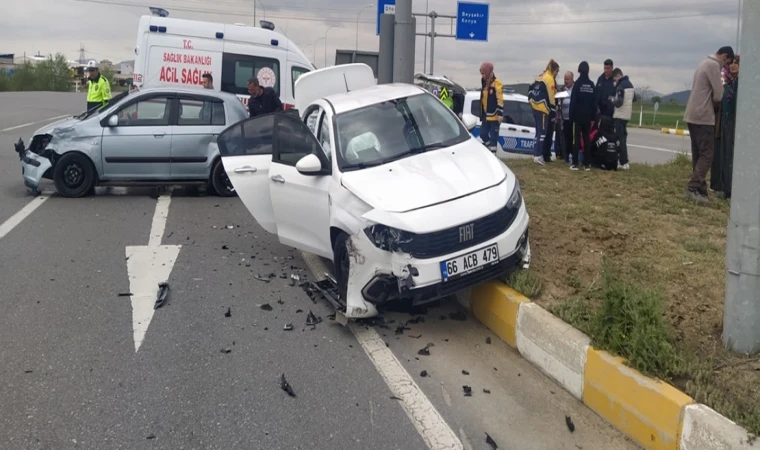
xmin=14 ymin=87 xmax=249 ymax=197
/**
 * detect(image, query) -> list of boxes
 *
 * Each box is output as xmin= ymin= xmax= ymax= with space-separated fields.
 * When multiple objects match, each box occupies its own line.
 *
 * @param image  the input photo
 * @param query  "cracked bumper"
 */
xmin=18 ymin=149 xmax=51 ymax=192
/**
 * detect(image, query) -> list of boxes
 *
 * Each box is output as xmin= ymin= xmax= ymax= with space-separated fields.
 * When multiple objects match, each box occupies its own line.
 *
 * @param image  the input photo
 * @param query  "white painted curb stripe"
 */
xmin=300 ymin=251 xmax=463 ymax=450
xmin=0 ymin=114 xmax=70 ymax=133
xmin=680 ymin=404 xmax=759 ymax=450
xmin=0 ymin=195 xmax=50 ymax=240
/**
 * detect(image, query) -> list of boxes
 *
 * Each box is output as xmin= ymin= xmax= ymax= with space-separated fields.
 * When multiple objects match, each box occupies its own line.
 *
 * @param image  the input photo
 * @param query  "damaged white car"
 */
xmin=217 ymin=64 xmax=531 ymax=319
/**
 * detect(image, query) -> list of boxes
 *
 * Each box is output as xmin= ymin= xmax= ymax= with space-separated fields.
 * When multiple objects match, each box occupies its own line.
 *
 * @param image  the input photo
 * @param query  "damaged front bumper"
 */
xmin=343 ymin=201 xmax=531 ymax=319
xmin=14 ymin=138 xmax=52 ymax=192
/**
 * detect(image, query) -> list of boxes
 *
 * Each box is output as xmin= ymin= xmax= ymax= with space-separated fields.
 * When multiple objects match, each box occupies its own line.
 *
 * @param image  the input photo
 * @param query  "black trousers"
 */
xmin=574 ymin=123 xmax=591 ymax=167
xmin=563 ymin=119 xmax=574 ymax=162
xmin=687 ymin=123 xmax=715 ymax=196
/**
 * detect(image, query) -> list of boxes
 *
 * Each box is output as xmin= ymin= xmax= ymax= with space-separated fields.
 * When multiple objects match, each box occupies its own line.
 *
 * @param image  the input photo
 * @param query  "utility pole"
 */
xmin=723 ymin=0 xmax=759 ymax=354
xmin=414 ymin=11 xmax=456 ymax=76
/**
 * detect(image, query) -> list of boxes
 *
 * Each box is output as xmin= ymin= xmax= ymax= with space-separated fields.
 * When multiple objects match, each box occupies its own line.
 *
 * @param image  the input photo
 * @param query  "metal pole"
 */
xmin=254 ymin=1 xmax=256 ymax=25
xmin=723 ymin=0 xmax=760 ymax=354
xmin=356 ymin=4 xmax=373 ymax=51
xmin=736 ymin=0 xmax=743 ymax=53
xmin=325 ymin=26 xmax=337 ymax=68
xmin=429 ymin=12 xmax=436 ymax=75
xmin=392 ymin=0 xmax=415 ymax=83
xmin=423 ymin=0 xmax=429 ymax=74
xmin=313 ymin=37 xmax=324 ymax=67
xmin=378 ymin=14 xmax=395 ymax=84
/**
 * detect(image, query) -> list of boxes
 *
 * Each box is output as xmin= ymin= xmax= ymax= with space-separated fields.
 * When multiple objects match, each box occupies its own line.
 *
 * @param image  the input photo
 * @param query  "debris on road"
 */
xmin=289 ymin=274 xmax=300 ymax=287
xmin=224 ymin=307 xmax=231 ymax=318
xmin=486 ymin=337 xmax=492 ymax=344
xmin=483 ymin=389 xmax=491 ymax=394
xmin=153 ymin=282 xmax=170 ymax=309
xmin=462 ymin=370 xmax=470 ymax=375
xmin=260 ymin=303 xmax=273 ymax=311
xmin=463 ymin=385 xmax=472 ymax=397
xmin=389 ymin=396 xmax=402 ymax=401
xmin=283 ymin=323 xmax=293 ymax=331
xmin=448 ymin=311 xmax=467 ymax=321
xmin=420 ymin=370 xmax=428 ymax=377
xmin=220 ymin=348 xmax=232 ymax=354
xmin=296 ymin=309 xmax=303 ymax=313
xmin=305 ymin=310 xmax=322 ymax=326
xmin=395 ymin=324 xmax=410 ymax=335
xmin=417 ymin=344 xmax=432 ymax=356
xmin=280 ymin=373 xmax=296 ymax=397
xmin=485 ymin=432 xmax=499 ymax=449
xmin=408 ymin=334 xmax=422 ymax=339
xmin=254 ymin=275 xmax=272 ymax=283
xmin=221 ymin=245 xmax=229 ymax=250
xmin=565 ymin=415 xmax=575 ymax=433
xmin=146 ymin=434 xmax=156 ymax=440
xmin=406 ymin=316 xmax=425 ymax=325
xmin=117 ymin=292 xmax=132 ymax=297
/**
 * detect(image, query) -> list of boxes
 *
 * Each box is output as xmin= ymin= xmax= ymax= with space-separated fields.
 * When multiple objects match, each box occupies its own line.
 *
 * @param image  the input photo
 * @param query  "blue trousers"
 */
xmin=533 ymin=111 xmax=555 ymax=159
xmin=480 ymin=119 xmax=500 ymax=147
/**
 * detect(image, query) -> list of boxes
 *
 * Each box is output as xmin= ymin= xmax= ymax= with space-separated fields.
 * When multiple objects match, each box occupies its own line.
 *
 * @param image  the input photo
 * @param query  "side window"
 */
xmin=273 ymin=114 xmax=320 ymax=166
xmin=517 ymin=102 xmax=538 ymax=128
xmin=304 ymin=107 xmax=321 ymax=136
xmin=221 ymin=53 xmax=280 ymax=97
xmin=178 ymin=98 xmax=208 ymax=126
xmin=502 ymin=101 xmax=522 ymax=125
xmin=291 ymin=66 xmax=311 ymax=92
xmin=470 ymin=99 xmax=480 ymax=117
xmin=317 ymin=113 xmax=332 ymax=162
xmin=217 ymin=113 xmax=274 ymax=157
xmin=117 ymin=96 xmax=171 ymax=127
xmin=211 ymin=102 xmax=226 ymax=126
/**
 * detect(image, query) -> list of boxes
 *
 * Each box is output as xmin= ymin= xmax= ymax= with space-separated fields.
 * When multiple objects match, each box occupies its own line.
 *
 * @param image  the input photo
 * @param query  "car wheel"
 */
xmin=210 ymin=159 xmax=236 ymax=197
xmin=53 ymin=153 xmax=96 ymax=198
xmin=333 ymin=232 xmax=350 ymax=302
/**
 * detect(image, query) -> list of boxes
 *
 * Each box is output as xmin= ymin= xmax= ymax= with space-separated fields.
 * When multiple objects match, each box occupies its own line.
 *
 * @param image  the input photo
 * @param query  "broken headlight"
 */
xmin=507 ymin=178 xmax=522 ymax=210
xmin=364 ymin=224 xmax=414 ymax=252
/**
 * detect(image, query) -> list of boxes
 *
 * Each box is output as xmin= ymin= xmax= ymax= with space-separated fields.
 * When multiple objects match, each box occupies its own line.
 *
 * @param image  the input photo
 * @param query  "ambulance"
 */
xmin=132 ymin=13 xmax=315 ymax=110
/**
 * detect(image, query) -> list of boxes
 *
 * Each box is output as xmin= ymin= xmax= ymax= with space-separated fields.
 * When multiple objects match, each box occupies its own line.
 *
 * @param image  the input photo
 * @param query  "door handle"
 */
xmin=521 ymin=129 xmax=532 ymax=134
xmin=270 ymin=174 xmax=285 ymax=183
xmin=234 ymin=166 xmax=257 ymax=173
xmin=508 ymin=127 xmax=517 ymax=131
xmin=154 ymin=133 xmax=165 ymax=138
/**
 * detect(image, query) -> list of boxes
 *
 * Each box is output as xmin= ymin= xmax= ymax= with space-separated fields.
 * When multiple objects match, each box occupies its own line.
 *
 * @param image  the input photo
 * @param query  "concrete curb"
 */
xmin=467 ymin=281 xmax=758 ymax=450
xmin=661 ymin=127 xmax=690 ymax=136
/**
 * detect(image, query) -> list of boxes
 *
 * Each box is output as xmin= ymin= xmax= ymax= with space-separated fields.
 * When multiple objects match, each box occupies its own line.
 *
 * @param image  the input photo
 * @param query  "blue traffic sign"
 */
xmin=376 ymin=0 xmax=396 ymax=36
xmin=456 ymin=1 xmax=489 ymax=42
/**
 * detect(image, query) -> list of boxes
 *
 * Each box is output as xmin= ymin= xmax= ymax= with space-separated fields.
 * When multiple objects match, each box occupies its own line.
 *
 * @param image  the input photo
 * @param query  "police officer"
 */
xmin=86 ymin=61 xmax=111 ymax=111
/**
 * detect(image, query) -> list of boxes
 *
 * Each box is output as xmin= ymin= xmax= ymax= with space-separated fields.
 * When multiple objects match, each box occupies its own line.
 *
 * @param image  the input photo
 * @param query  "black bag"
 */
xmin=594 ymin=135 xmax=619 ymax=171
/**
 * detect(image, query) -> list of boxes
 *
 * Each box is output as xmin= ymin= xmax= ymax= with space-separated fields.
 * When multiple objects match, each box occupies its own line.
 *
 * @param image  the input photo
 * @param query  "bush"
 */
xmin=5 ymin=53 xmax=73 ymax=92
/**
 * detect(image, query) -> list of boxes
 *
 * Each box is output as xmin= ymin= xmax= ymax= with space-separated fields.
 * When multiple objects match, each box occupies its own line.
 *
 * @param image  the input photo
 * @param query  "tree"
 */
xmin=10 ymin=62 xmax=37 ymax=91
xmin=0 ymin=69 xmax=10 ymax=91
xmin=6 ymin=53 xmax=72 ymax=92
xmin=652 ymin=95 xmax=662 ymax=104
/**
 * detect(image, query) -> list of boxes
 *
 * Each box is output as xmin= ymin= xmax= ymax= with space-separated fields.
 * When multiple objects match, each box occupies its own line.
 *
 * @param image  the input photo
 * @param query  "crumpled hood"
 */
xmin=33 ymin=116 xmax=79 ymax=136
xmin=340 ymin=139 xmax=507 ymax=213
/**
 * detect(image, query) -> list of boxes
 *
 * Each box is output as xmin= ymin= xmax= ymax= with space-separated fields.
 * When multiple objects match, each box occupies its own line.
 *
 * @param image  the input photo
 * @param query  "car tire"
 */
xmin=333 ymin=232 xmax=350 ymax=303
xmin=53 ymin=152 xmax=96 ymax=198
xmin=210 ymin=159 xmax=236 ymax=197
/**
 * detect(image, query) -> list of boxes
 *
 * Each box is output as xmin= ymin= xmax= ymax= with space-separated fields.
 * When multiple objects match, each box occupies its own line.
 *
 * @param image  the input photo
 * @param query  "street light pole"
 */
xmin=325 ymin=26 xmax=338 ymax=68
xmin=423 ymin=0 xmax=429 ymax=74
xmin=356 ymin=4 xmax=374 ymax=51
xmin=313 ymin=37 xmax=324 ymax=67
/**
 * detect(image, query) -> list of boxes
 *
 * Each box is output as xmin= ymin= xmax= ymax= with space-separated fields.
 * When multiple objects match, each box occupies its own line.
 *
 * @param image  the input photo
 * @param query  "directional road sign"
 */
xmin=456 ymin=1 xmax=489 ymax=42
xmin=377 ymin=0 xmax=396 ymax=36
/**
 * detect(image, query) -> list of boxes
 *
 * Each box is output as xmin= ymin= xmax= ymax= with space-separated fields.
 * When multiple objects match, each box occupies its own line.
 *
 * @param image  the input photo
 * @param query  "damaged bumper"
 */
xmin=14 ymin=138 xmax=52 ymax=192
xmin=343 ymin=201 xmax=530 ymax=319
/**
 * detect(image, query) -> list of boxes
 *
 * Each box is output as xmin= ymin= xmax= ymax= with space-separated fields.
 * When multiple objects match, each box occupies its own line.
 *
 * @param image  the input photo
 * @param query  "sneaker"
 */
xmin=584 ymin=166 xmax=591 ymax=171
xmin=570 ymin=165 xmax=579 ymax=171
xmin=488 ymin=145 xmax=498 ymax=153
xmin=533 ymin=156 xmax=545 ymax=166
xmin=619 ymin=163 xmax=630 ymax=171
xmin=551 ymin=154 xmax=557 ymax=161
xmin=684 ymin=189 xmax=709 ymax=204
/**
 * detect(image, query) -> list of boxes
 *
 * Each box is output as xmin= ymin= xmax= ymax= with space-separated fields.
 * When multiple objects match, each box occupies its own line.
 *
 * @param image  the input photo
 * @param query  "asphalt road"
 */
xmin=0 ymin=91 xmax=652 ymax=450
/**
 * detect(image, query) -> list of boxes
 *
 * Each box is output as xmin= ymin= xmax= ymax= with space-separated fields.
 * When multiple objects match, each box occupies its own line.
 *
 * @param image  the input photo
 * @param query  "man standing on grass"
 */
xmin=611 ymin=68 xmax=634 ymax=170
xmin=596 ymin=59 xmax=616 ymax=118
xmin=683 ymin=46 xmax=734 ymax=203
xmin=560 ymin=71 xmax=575 ymax=163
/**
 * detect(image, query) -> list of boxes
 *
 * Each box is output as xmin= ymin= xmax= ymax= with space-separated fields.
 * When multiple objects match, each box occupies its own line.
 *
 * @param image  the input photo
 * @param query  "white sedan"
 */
xmin=217 ymin=64 xmax=531 ymax=319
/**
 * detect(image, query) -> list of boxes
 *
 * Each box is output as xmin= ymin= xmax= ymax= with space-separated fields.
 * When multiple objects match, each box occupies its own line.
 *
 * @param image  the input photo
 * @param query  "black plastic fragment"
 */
xmin=417 ymin=345 xmax=431 ymax=356
xmin=485 ymin=432 xmax=499 ymax=449
xmin=220 ymin=348 xmax=231 ymax=354
xmin=486 ymin=337 xmax=492 ymax=344
xmin=117 ymin=292 xmax=132 ymax=297
xmin=389 ymin=396 xmax=402 ymax=401
xmin=462 ymin=370 xmax=470 ymax=375
xmin=448 ymin=311 xmax=467 ymax=321
xmin=280 ymin=373 xmax=296 ymax=397
xmin=224 ymin=307 xmax=231 ymax=318
xmin=221 ymin=245 xmax=229 ymax=250
xmin=296 ymin=309 xmax=303 ymax=313
xmin=565 ymin=415 xmax=575 ymax=433
xmin=306 ymin=310 xmax=322 ymax=326
xmin=463 ymin=385 xmax=472 ymax=397
xmin=254 ymin=275 xmax=272 ymax=283
xmin=406 ymin=316 xmax=425 ymax=325
xmin=408 ymin=334 xmax=422 ymax=339
xmin=483 ymin=388 xmax=491 ymax=394
xmin=153 ymin=282 xmax=169 ymax=309
xmin=395 ymin=324 xmax=410 ymax=335
xmin=260 ymin=303 xmax=273 ymax=311
xmin=146 ymin=434 xmax=156 ymax=440
xmin=420 ymin=370 xmax=428 ymax=377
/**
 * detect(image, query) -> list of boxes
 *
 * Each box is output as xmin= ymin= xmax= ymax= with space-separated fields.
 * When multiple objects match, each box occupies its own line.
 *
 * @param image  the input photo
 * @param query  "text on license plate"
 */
xmin=440 ymin=244 xmax=500 ymax=281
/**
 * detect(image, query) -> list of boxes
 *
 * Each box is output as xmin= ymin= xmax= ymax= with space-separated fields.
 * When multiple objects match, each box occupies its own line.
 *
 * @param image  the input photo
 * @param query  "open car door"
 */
xmin=217 ymin=113 xmax=277 ymax=234
xmin=294 ymin=63 xmax=376 ymax=113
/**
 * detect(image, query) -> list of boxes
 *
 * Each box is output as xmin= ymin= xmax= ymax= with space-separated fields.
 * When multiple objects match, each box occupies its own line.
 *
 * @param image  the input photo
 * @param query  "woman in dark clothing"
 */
xmin=711 ymin=55 xmax=740 ymax=199
xmin=569 ymin=61 xmax=597 ymax=171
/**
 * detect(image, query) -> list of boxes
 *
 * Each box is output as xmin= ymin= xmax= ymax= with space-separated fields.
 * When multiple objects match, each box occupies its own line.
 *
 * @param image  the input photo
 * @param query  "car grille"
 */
xmin=399 ymin=202 xmax=519 ymax=259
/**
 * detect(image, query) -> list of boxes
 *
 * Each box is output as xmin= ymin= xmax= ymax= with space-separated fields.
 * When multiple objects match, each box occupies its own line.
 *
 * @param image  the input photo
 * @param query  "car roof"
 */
xmin=135 ymin=86 xmax=242 ymax=102
xmin=324 ymin=83 xmax=428 ymax=115
xmin=465 ymin=89 xmax=529 ymax=102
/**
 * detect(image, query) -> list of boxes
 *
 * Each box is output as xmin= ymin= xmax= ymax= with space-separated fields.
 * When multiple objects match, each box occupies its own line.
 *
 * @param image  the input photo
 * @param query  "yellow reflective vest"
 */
xmin=439 ymin=87 xmax=454 ymax=109
xmin=87 ymin=74 xmax=112 ymax=107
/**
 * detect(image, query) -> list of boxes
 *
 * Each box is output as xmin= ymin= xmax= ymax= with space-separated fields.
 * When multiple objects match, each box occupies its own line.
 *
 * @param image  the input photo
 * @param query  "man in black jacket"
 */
xmin=570 ymin=61 xmax=597 ymax=171
xmin=247 ymin=78 xmax=282 ymax=117
xmin=595 ymin=59 xmax=617 ymax=118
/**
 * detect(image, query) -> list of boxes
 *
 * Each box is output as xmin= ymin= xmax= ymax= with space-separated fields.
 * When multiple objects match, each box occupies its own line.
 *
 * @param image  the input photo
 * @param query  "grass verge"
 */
xmin=504 ymin=154 xmax=760 ymax=435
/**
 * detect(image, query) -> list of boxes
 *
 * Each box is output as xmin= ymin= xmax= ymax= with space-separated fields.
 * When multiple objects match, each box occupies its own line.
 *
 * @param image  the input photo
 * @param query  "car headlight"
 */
xmin=507 ymin=178 xmax=522 ymax=210
xmin=364 ymin=224 xmax=414 ymax=252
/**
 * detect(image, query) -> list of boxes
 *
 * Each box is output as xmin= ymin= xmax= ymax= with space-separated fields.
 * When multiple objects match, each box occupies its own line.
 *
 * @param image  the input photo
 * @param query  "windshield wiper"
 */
xmin=408 ymin=142 xmax=448 ymax=153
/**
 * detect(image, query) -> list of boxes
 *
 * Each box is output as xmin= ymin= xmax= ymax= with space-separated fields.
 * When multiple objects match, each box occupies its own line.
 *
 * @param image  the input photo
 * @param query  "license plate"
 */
xmin=440 ymin=244 xmax=500 ymax=282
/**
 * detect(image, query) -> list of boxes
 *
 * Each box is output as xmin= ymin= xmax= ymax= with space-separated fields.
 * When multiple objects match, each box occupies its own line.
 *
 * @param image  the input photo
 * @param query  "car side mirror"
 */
xmin=108 ymin=115 xmax=119 ymax=127
xmin=462 ymin=114 xmax=478 ymax=131
xmin=295 ymin=154 xmax=324 ymax=175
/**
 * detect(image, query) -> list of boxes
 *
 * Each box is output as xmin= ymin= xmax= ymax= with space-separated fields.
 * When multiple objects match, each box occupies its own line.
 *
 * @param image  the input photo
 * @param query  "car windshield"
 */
xmin=333 ymin=93 xmax=470 ymax=171
xmin=74 ymin=90 xmax=131 ymax=120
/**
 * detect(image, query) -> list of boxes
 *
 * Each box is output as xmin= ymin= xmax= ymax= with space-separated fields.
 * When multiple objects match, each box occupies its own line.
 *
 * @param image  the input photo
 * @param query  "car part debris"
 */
xmin=463 ymin=385 xmax=472 ymax=397
xmin=462 ymin=370 xmax=470 ymax=375
xmin=406 ymin=316 xmax=425 ymax=325
xmin=254 ymin=275 xmax=272 ymax=283
xmin=395 ymin=324 xmax=410 ymax=335
xmin=389 ymin=396 xmax=402 ymax=401
xmin=260 ymin=303 xmax=273 ymax=311
xmin=220 ymin=348 xmax=231 ymax=354
xmin=486 ymin=337 xmax=492 ymax=344
xmin=334 ymin=311 xmax=348 ymax=326
xmin=280 ymin=373 xmax=296 ymax=397
xmin=283 ymin=323 xmax=293 ymax=331
xmin=565 ymin=415 xmax=575 ymax=433
xmin=483 ymin=389 xmax=491 ymax=394
xmin=289 ymin=274 xmax=300 ymax=286
xmin=224 ymin=307 xmax=231 ymax=318
xmin=117 ymin=292 xmax=132 ymax=297
xmin=448 ymin=311 xmax=467 ymax=321
xmin=222 ymin=245 xmax=229 ymax=250
xmin=146 ymin=434 xmax=156 ymax=440
xmin=408 ymin=334 xmax=422 ymax=339
xmin=417 ymin=345 xmax=431 ymax=356
xmin=485 ymin=432 xmax=499 ymax=449
xmin=420 ymin=370 xmax=428 ymax=377
xmin=154 ymin=282 xmax=170 ymax=309
xmin=277 ymin=297 xmax=284 ymax=305
xmin=301 ymin=279 xmax=345 ymax=311
xmin=305 ymin=310 xmax=322 ymax=326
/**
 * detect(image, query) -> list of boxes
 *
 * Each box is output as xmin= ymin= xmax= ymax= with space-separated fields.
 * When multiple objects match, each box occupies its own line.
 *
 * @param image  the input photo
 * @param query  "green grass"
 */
xmin=631 ymin=101 xmax=686 ymax=130
xmin=506 ymin=269 xmax=543 ymax=298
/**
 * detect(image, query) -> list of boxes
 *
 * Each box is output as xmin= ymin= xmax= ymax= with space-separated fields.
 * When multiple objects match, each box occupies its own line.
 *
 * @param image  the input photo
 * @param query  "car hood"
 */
xmin=33 ymin=116 xmax=80 ymax=136
xmin=340 ymin=139 xmax=507 ymax=213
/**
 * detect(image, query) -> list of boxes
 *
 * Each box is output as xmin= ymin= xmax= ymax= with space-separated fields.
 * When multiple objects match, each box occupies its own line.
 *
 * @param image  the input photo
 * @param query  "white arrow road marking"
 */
xmin=126 ymin=194 xmax=181 ymax=352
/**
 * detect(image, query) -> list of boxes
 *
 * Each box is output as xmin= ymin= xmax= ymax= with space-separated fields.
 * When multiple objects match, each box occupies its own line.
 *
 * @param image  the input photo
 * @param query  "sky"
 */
xmin=0 ymin=0 xmax=743 ymax=94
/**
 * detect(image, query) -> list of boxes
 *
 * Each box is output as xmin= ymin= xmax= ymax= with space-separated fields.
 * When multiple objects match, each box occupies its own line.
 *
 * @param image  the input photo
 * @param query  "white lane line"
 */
xmin=629 ymin=143 xmax=688 ymax=155
xmin=0 ymin=114 xmax=70 ymax=133
xmin=148 ymin=194 xmax=172 ymax=247
xmin=300 ymin=251 xmax=464 ymax=450
xmin=0 ymin=195 xmax=51 ymax=240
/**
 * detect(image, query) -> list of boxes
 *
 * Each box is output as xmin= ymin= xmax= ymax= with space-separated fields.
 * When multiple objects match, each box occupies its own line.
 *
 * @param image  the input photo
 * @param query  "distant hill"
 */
xmin=662 ymin=90 xmax=691 ymax=105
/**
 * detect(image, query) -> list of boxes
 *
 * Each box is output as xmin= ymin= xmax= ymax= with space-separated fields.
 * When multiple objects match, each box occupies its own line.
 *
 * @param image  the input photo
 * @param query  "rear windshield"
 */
xmin=221 ymin=52 xmax=280 ymax=97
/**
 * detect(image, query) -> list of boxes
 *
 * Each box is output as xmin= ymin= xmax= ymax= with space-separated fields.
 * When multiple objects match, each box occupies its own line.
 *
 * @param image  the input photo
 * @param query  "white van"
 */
xmin=132 ymin=15 xmax=315 ymax=110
